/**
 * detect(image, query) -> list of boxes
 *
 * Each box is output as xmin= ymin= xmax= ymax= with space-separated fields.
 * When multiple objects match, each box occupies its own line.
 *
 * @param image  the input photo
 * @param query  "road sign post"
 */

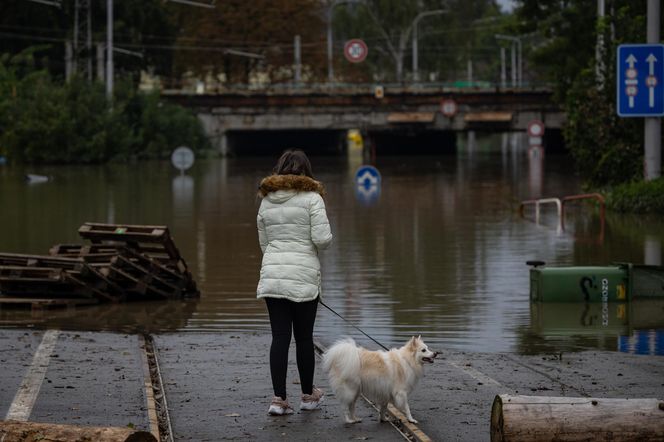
xmin=617 ymin=44 xmax=664 ymax=117
xmin=171 ymin=146 xmax=195 ymax=174
xmin=440 ymin=98 xmax=457 ymax=118
xmin=354 ymin=165 xmax=381 ymax=206
xmin=617 ymin=17 xmax=663 ymax=180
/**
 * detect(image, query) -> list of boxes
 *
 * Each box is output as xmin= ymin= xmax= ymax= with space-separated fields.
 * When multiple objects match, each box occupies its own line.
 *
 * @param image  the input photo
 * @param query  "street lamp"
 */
xmin=168 ymin=0 xmax=215 ymax=7
xmin=495 ymin=34 xmax=522 ymax=87
xmin=412 ymin=9 xmax=448 ymax=82
xmin=326 ymin=0 xmax=363 ymax=83
xmin=23 ymin=0 xmax=61 ymax=6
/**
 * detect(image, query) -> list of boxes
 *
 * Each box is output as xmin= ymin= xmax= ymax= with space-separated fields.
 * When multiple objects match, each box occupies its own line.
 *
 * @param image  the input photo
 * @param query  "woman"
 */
xmin=257 ymin=149 xmax=333 ymax=416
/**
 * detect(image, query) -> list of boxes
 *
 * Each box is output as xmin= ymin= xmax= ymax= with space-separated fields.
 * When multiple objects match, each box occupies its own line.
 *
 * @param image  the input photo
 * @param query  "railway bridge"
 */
xmin=163 ymin=86 xmax=564 ymax=155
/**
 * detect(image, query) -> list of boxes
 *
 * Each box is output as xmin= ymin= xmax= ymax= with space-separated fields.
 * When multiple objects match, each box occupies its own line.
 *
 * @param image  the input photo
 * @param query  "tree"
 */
xmin=0 ymin=0 xmax=177 ymax=81
xmin=332 ymin=0 xmax=505 ymax=83
xmin=514 ymin=0 xmax=652 ymax=186
xmin=172 ymin=0 xmax=325 ymax=85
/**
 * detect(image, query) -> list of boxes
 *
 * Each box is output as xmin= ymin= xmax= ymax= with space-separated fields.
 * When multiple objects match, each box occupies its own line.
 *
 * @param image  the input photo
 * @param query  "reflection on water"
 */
xmin=1 ymin=133 xmax=663 ymax=355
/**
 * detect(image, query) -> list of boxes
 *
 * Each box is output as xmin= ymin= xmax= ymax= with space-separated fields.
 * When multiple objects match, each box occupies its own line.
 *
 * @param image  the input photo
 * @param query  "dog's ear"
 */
xmin=408 ymin=336 xmax=418 ymax=349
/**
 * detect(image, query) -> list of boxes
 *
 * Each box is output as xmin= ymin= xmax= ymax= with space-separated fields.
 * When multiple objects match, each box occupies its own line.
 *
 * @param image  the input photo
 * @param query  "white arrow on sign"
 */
xmin=356 ymin=170 xmax=379 ymax=186
xmin=625 ymin=54 xmax=638 ymax=108
xmin=647 ymin=53 xmax=657 ymax=108
xmin=626 ymin=54 xmax=637 ymax=68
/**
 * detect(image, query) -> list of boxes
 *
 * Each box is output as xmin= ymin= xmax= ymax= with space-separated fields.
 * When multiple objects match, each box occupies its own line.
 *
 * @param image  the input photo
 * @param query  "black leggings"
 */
xmin=265 ymin=297 xmax=318 ymax=400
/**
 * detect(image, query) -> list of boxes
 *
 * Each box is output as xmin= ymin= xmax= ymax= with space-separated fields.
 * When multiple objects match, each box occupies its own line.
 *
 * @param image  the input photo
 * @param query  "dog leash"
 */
xmin=318 ymin=299 xmax=390 ymax=351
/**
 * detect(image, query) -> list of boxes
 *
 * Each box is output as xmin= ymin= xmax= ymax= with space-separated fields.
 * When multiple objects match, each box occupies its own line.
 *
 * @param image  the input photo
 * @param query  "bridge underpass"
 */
xmin=165 ymin=87 xmax=565 ymax=156
xmin=225 ymin=128 xmax=462 ymax=156
xmin=220 ymin=127 xmax=565 ymax=157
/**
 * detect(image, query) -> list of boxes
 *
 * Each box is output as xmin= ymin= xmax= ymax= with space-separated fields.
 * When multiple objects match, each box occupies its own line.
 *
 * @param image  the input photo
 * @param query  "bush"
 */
xmin=605 ymin=178 xmax=664 ymax=213
xmin=0 ymin=49 xmax=210 ymax=164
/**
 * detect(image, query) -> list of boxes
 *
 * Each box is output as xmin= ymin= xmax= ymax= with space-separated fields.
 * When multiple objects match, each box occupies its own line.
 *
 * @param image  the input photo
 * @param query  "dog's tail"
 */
xmin=321 ymin=338 xmax=361 ymax=391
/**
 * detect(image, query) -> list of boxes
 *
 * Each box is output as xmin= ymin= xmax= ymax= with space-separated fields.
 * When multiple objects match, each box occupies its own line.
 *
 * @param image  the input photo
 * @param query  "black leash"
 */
xmin=319 ymin=299 xmax=390 ymax=351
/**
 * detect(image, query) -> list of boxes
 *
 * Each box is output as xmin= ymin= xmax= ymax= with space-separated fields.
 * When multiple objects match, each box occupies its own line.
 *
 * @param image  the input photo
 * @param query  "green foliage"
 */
xmin=563 ymin=70 xmax=642 ymax=187
xmin=0 ymin=49 xmax=210 ymax=164
xmin=0 ymin=0 xmax=177 ymax=80
xmin=606 ymin=178 xmax=664 ymax=213
xmin=514 ymin=1 xmax=654 ymax=188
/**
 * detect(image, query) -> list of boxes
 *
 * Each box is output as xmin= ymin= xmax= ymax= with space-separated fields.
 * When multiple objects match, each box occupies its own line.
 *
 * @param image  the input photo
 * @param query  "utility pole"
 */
xmin=596 ymin=0 xmax=605 ymax=88
xmin=326 ymin=0 xmax=362 ymax=83
xmin=645 ymin=0 xmax=661 ymax=180
xmin=74 ymin=0 xmax=92 ymax=80
xmin=496 ymin=34 xmax=522 ymax=87
xmin=294 ymin=35 xmax=302 ymax=85
xmin=412 ymin=10 xmax=448 ymax=83
xmin=500 ymin=46 xmax=506 ymax=88
xmin=106 ymin=0 xmax=113 ymax=99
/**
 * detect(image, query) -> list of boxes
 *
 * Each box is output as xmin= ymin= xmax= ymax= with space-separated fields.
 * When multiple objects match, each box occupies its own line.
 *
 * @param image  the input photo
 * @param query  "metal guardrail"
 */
xmin=519 ymin=193 xmax=606 ymax=242
xmin=519 ymin=197 xmax=563 ymax=233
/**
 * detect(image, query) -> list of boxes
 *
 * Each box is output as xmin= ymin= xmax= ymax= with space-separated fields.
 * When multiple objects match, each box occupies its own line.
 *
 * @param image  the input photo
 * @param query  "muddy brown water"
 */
xmin=1 ymin=133 xmax=663 ymax=356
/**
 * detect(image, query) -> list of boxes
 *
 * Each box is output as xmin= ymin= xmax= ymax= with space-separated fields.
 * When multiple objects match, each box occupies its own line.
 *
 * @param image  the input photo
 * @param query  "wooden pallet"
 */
xmin=49 ymin=245 xmax=197 ymax=296
xmin=78 ymin=223 xmax=184 ymax=265
xmin=0 ymin=263 xmax=124 ymax=303
xmin=0 ymin=223 xmax=198 ymax=306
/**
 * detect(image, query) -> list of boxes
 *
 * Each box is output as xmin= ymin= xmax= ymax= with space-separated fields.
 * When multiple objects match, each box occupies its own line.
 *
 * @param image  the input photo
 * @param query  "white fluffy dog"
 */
xmin=322 ymin=336 xmax=438 ymax=424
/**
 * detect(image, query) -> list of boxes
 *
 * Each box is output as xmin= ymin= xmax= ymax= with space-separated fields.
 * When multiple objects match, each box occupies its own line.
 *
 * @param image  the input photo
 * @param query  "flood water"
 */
xmin=1 ymin=133 xmax=663 ymax=356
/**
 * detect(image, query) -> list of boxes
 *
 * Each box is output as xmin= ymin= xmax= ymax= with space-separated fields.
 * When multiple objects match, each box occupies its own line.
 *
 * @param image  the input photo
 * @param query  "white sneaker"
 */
xmin=300 ymin=387 xmax=324 ymax=410
xmin=268 ymin=396 xmax=294 ymax=416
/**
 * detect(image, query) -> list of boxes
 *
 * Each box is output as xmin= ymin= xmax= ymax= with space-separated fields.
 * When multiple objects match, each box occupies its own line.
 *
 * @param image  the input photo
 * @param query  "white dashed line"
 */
xmin=6 ymin=330 xmax=60 ymax=421
xmin=446 ymin=358 xmax=510 ymax=390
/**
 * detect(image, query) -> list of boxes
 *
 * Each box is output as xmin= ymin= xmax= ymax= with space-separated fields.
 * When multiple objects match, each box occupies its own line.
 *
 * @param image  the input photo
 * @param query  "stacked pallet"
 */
xmin=0 ymin=223 xmax=199 ymax=307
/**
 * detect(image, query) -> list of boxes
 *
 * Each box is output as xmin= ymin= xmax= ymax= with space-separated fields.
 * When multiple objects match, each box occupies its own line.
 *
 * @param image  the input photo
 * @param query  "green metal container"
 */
xmin=529 ymin=265 xmax=629 ymax=302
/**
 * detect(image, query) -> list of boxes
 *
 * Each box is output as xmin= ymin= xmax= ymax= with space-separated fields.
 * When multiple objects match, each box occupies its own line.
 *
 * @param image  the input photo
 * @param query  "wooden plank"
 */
xmin=78 ymin=223 xmax=170 ymax=244
xmin=0 ymin=253 xmax=85 ymax=271
xmin=491 ymin=394 xmax=664 ymax=442
xmin=0 ymin=421 xmax=157 ymax=442
xmin=0 ymin=297 xmax=99 ymax=307
xmin=0 ymin=266 xmax=63 ymax=281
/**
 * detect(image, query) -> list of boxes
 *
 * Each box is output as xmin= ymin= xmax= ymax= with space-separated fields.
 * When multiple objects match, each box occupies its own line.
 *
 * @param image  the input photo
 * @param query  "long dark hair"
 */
xmin=273 ymin=149 xmax=314 ymax=178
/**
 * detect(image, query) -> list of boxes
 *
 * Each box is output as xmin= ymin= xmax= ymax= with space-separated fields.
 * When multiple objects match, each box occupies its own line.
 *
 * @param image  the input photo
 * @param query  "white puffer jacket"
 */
xmin=256 ymin=174 xmax=333 ymax=302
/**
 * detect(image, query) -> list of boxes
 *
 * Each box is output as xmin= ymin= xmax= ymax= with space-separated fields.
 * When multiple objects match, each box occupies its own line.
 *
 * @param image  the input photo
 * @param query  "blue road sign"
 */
xmin=617 ymin=44 xmax=664 ymax=117
xmin=355 ymin=165 xmax=381 ymax=187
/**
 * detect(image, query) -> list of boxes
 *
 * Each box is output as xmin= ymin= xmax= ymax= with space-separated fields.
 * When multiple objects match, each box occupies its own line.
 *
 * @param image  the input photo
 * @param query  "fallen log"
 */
xmin=491 ymin=394 xmax=664 ymax=442
xmin=0 ymin=420 xmax=157 ymax=442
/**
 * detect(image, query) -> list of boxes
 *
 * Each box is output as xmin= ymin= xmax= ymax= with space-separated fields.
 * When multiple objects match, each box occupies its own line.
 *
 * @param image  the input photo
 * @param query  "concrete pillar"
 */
xmin=645 ymin=0 xmax=661 ymax=180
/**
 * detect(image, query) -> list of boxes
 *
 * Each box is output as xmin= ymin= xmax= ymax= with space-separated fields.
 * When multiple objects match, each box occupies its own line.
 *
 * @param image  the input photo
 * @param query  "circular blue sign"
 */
xmin=355 ymin=165 xmax=381 ymax=187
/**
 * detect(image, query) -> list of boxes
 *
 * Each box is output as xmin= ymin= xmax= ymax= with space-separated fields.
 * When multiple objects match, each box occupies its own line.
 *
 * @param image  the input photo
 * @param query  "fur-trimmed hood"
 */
xmin=258 ymin=174 xmax=325 ymax=198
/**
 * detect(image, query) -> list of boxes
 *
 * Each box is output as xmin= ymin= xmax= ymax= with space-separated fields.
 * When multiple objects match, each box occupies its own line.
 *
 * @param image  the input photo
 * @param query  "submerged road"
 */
xmin=1 ymin=329 xmax=663 ymax=441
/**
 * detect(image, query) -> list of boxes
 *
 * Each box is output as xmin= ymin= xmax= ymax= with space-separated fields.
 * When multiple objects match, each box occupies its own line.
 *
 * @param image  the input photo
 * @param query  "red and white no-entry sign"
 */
xmin=527 ymin=119 xmax=545 ymax=137
xmin=440 ymin=98 xmax=457 ymax=117
xmin=344 ymin=39 xmax=368 ymax=63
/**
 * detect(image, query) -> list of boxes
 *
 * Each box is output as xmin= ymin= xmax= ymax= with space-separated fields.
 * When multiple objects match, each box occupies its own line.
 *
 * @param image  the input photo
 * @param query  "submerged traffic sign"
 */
xmin=617 ymin=44 xmax=664 ymax=117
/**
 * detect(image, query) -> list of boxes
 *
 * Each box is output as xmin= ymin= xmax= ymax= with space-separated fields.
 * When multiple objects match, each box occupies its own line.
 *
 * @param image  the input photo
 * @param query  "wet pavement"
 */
xmin=1 ymin=328 xmax=663 ymax=441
